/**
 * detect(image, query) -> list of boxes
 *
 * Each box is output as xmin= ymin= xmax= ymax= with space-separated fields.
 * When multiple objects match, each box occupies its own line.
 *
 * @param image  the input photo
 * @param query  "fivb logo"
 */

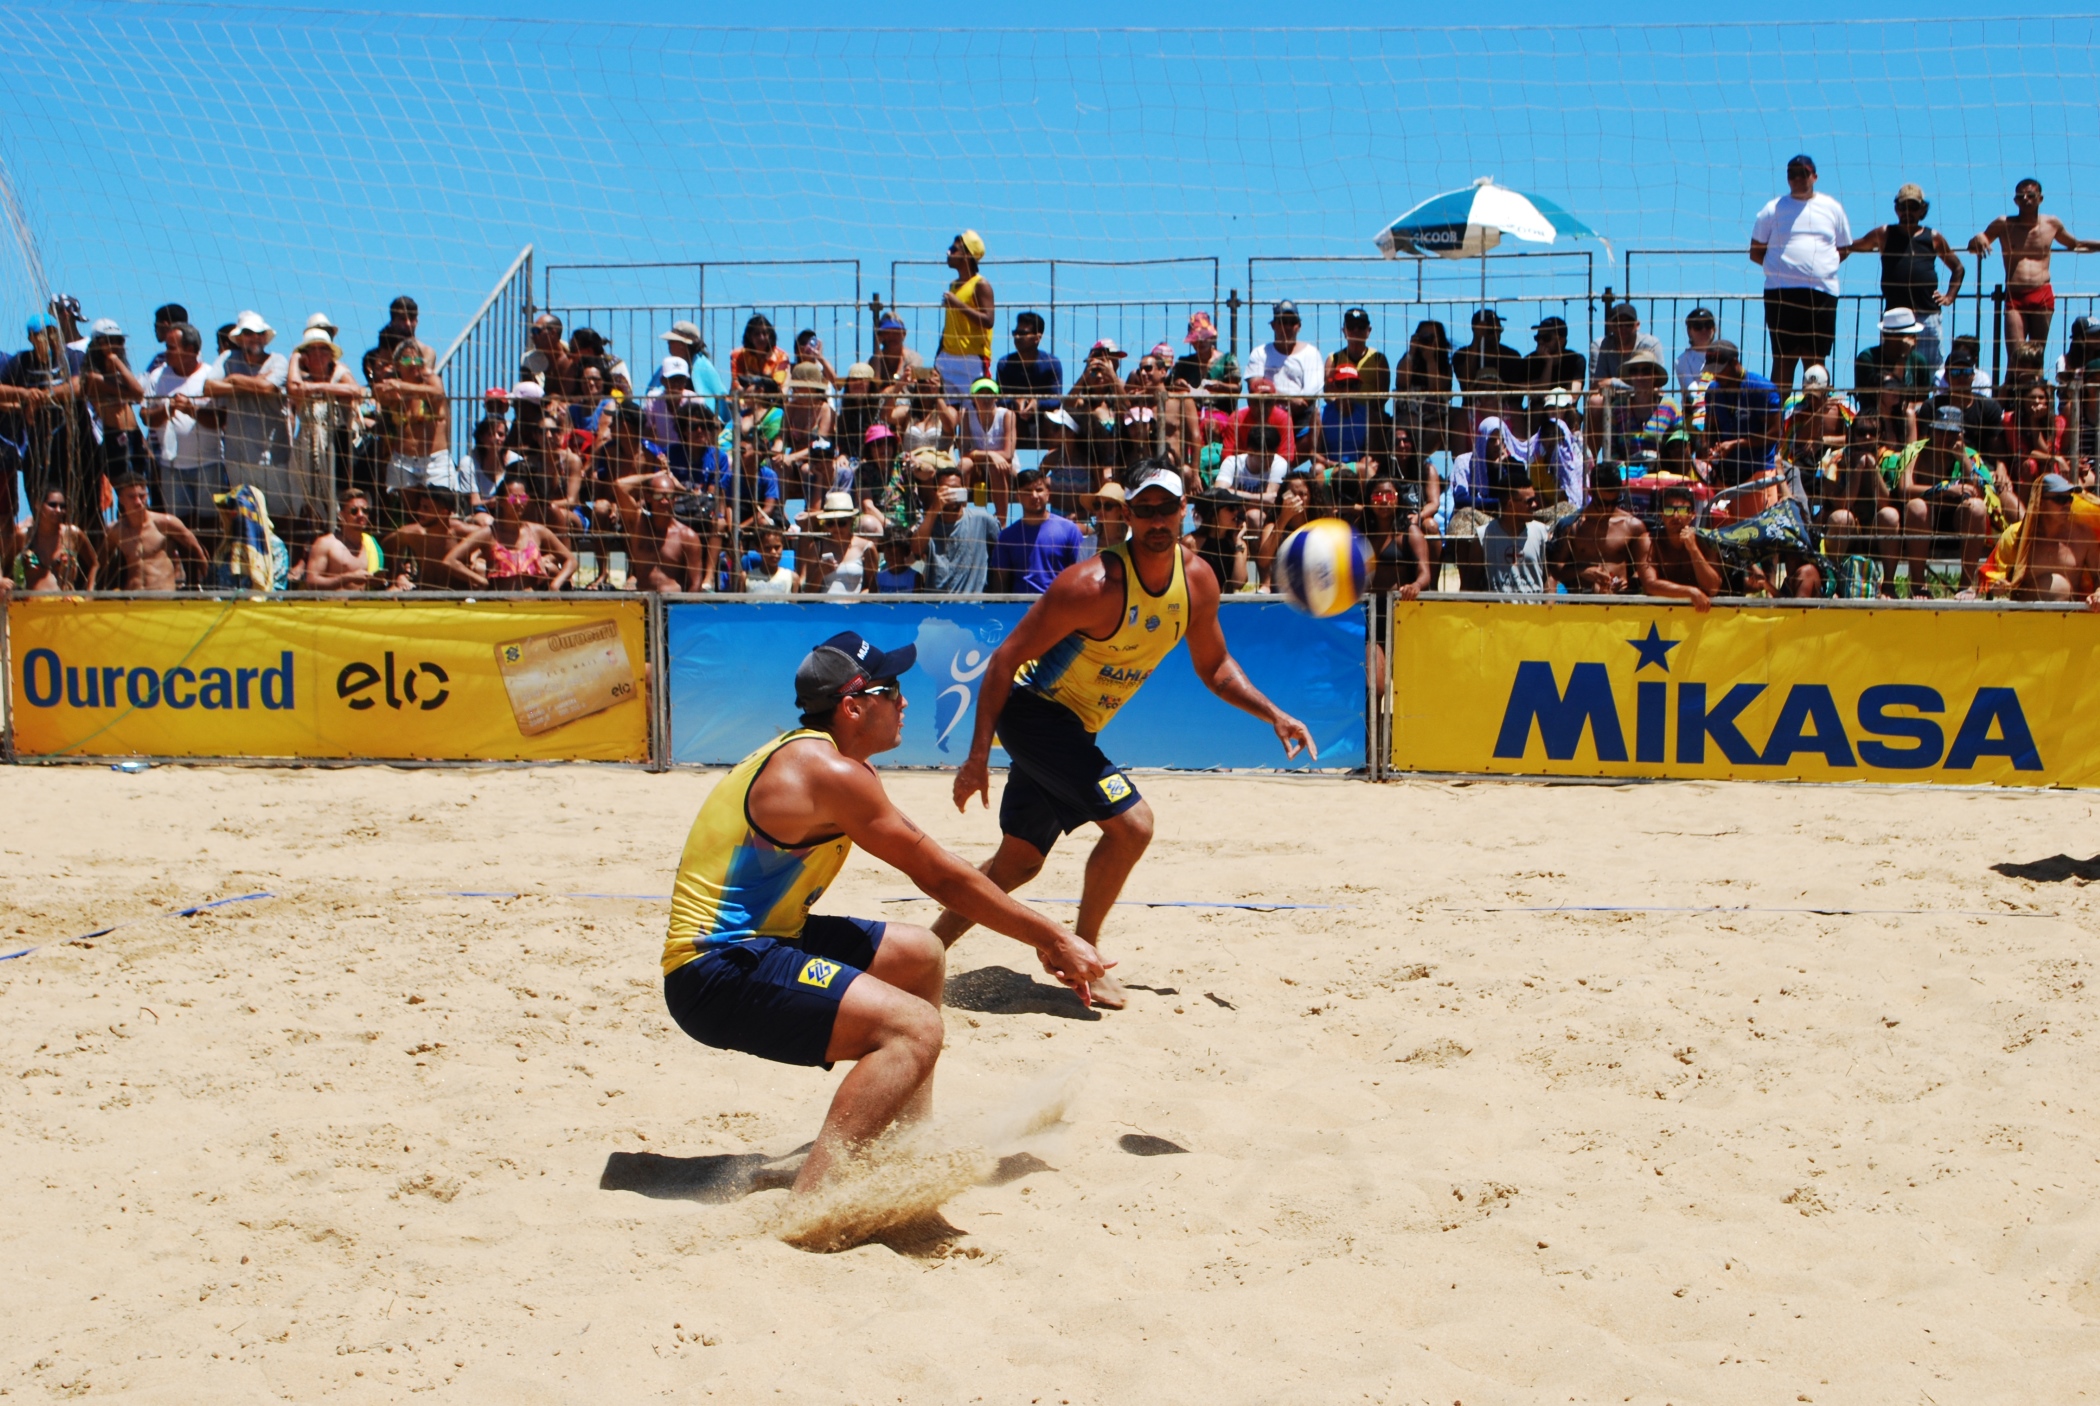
xmin=1492 ymin=625 xmax=2041 ymax=773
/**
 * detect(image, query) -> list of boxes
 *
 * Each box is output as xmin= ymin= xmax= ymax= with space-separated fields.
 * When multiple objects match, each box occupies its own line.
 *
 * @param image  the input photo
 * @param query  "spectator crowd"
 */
xmin=9 ymin=179 xmax=2100 ymax=606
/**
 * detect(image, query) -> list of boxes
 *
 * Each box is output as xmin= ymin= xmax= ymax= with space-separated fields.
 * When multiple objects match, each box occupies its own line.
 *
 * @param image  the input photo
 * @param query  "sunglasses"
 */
xmin=2048 ymin=493 xmax=2075 ymax=504
xmin=1127 ymin=499 xmax=1182 ymax=520
xmin=846 ymin=681 xmax=902 ymax=701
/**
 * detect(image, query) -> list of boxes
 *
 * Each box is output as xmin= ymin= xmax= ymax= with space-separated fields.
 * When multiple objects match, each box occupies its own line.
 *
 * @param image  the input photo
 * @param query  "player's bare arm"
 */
xmin=952 ymin=553 xmax=1125 ymax=811
xmin=1180 ymin=547 xmax=1318 ymax=759
xmin=765 ymin=738 xmax=1108 ymax=998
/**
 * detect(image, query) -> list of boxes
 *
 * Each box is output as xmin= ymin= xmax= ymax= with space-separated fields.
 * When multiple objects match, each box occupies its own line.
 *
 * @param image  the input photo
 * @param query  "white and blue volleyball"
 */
xmin=1272 ymin=518 xmax=1369 ymax=618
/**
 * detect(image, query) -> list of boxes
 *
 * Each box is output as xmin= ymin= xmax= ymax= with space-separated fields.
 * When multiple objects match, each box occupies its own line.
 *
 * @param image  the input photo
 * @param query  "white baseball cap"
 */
xmin=1802 ymin=364 xmax=1830 ymax=389
xmin=660 ymin=355 xmax=692 ymax=381
xmin=1130 ymin=465 xmax=1186 ymax=500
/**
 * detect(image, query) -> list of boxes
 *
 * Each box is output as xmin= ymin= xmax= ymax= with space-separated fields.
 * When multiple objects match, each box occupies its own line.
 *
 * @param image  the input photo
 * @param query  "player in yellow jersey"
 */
xmin=936 ymin=461 xmax=1316 ymax=1007
xmin=662 ymin=631 xmax=1108 ymax=1196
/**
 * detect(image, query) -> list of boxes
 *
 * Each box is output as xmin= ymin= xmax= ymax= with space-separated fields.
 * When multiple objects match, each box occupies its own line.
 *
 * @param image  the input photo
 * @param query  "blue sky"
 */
xmin=0 ymin=3 xmax=2091 ymax=375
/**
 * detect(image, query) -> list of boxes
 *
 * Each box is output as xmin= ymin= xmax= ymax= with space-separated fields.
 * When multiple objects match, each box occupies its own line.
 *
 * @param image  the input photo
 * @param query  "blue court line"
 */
xmin=444 ymin=890 xmax=1339 ymax=913
xmin=1450 ymin=904 xmax=2055 ymax=919
xmin=882 ymin=897 xmax=1342 ymax=912
xmin=0 ymin=892 xmax=278 ymax=963
xmin=446 ymin=890 xmax=672 ymax=902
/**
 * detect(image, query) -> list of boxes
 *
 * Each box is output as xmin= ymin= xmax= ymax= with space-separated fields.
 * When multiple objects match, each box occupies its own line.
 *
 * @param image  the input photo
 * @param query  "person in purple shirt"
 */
xmin=992 ymin=466 xmax=1083 ymax=593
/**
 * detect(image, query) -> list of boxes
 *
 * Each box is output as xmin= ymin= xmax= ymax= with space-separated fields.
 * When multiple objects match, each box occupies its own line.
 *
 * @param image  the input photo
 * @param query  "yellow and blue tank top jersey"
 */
xmin=1013 ymin=541 xmax=1189 ymax=734
xmin=662 ymin=729 xmax=854 ymax=976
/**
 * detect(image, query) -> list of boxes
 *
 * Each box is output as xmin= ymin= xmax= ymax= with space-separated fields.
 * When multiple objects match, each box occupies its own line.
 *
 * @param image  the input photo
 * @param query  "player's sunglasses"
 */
xmin=846 ymin=681 xmax=902 ymax=701
xmin=1127 ymin=499 xmax=1182 ymax=520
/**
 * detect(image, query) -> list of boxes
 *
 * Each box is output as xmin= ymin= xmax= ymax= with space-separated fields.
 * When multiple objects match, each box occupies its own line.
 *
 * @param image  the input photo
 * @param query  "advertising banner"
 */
xmin=666 ymin=597 xmax=1365 ymax=770
xmin=1391 ymin=599 xmax=2100 ymax=787
xmin=7 ymin=597 xmax=649 ymax=762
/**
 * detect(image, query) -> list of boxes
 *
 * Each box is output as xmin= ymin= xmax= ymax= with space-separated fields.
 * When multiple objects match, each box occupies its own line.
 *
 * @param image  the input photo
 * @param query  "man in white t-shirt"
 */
xmin=1244 ymin=300 xmax=1324 ymax=455
xmin=1750 ymin=154 xmax=1853 ymax=394
xmin=140 ymin=320 xmax=223 ymax=529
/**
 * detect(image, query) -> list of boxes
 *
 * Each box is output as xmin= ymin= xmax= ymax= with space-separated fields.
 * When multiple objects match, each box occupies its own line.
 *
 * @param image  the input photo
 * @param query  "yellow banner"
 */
xmin=7 ymin=598 xmax=649 ymax=762
xmin=1390 ymin=600 xmax=2100 ymax=787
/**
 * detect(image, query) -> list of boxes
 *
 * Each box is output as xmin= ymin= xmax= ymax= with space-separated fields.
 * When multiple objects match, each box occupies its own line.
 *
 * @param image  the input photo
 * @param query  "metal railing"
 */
xmin=435 ymin=244 xmax=533 ymax=463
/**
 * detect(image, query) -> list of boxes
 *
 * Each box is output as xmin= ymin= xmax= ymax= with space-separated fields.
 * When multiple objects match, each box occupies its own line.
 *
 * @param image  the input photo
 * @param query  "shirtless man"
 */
xmin=1995 ymin=473 xmax=2100 ymax=604
xmin=1652 ymin=485 xmax=1725 ymax=598
xmin=1548 ymin=462 xmax=1714 ymax=609
xmin=1969 ymin=179 xmax=2100 ymax=354
xmin=383 ymin=487 xmax=474 ymax=588
xmin=304 ymin=491 xmax=399 ymax=591
xmin=375 ymin=342 xmax=462 ymax=503
xmin=612 ymin=470 xmax=707 ymax=591
xmin=101 ymin=476 xmax=206 ymax=590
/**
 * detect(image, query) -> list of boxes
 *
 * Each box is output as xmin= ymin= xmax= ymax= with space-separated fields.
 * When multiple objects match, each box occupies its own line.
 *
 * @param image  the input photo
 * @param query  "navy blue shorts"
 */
xmin=663 ymin=915 xmax=886 ymax=1068
xmin=996 ymin=688 xmax=1142 ymax=856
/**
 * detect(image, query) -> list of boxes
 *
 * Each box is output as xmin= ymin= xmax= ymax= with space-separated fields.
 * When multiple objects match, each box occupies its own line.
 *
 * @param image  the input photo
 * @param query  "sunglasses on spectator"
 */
xmin=1660 ymin=502 xmax=1692 ymax=516
xmin=1127 ymin=498 xmax=1182 ymax=520
xmin=2048 ymin=492 xmax=2075 ymax=504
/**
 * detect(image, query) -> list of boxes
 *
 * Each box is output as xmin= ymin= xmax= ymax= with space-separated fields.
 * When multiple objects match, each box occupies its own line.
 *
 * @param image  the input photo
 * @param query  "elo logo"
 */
xmin=337 ymin=651 xmax=451 ymax=712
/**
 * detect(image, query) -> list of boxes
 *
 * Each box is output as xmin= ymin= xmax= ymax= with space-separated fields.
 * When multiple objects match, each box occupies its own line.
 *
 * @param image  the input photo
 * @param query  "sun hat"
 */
xmin=789 ymin=361 xmax=826 ymax=386
xmin=846 ymin=361 xmax=876 ymax=381
xmin=296 ymin=326 xmax=342 ymax=356
xmin=1185 ymin=311 xmax=1218 ymax=343
xmin=232 ymin=310 xmax=273 ymax=337
xmin=864 ymin=422 xmax=895 ymax=444
xmin=814 ymin=490 xmax=858 ymax=520
xmin=1879 ymin=308 xmax=1924 ymax=336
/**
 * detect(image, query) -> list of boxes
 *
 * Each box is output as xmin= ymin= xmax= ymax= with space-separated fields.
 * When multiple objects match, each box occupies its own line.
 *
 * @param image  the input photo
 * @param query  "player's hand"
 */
xmin=952 ymin=753 xmax=992 ymax=812
xmin=1038 ymin=932 xmax=1110 ymax=1006
xmin=1274 ymin=711 xmax=1317 ymax=762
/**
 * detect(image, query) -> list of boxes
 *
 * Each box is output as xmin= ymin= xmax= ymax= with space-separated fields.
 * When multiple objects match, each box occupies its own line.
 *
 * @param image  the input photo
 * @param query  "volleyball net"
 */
xmin=0 ymin=8 xmax=2096 ymax=375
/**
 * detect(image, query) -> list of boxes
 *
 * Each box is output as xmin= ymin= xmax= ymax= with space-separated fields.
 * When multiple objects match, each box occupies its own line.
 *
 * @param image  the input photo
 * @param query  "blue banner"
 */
xmin=665 ymin=597 xmax=1365 ymax=769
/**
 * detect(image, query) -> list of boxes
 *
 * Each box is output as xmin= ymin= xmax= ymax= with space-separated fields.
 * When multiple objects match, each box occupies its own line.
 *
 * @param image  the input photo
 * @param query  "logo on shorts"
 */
xmin=1098 ymin=772 xmax=1133 ymax=803
xmin=797 ymin=957 xmax=843 ymax=989
xmin=1144 ymin=615 xmax=1161 ymax=633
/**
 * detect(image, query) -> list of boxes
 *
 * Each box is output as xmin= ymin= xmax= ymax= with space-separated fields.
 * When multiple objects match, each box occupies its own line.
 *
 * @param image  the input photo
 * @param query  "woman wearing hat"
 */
xmin=960 ymin=376 xmax=1016 ymax=519
xmin=799 ymin=490 xmax=876 ymax=594
xmin=289 ymin=325 xmax=361 ymax=517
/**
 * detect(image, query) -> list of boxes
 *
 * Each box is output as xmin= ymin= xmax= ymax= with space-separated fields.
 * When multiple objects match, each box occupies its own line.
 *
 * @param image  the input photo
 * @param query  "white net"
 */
xmin=2 ymin=8 xmax=2098 ymax=369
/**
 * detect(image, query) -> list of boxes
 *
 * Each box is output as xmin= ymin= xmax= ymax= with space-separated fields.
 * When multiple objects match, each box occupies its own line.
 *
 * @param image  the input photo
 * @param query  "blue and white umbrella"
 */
xmin=1375 ymin=177 xmax=1608 ymax=260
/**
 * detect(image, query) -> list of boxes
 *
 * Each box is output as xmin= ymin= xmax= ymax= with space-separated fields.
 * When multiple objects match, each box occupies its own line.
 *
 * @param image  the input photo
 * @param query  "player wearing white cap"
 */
xmin=934 ymin=457 xmax=1316 ymax=1008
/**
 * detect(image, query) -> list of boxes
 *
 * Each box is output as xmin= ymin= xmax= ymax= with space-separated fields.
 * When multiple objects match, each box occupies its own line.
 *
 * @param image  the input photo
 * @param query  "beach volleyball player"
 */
xmin=935 ymin=459 xmax=1316 ymax=1007
xmin=660 ymin=632 xmax=1108 ymax=1195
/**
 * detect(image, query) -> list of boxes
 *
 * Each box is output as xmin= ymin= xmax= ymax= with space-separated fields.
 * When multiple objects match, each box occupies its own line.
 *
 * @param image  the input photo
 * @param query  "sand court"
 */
xmin=3 ymin=764 xmax=2099 ymax=1402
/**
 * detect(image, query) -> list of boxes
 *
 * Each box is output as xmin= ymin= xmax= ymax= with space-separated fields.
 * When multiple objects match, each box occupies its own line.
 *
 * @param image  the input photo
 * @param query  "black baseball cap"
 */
xmin=1532 ymin=315 xmax=1568 ymax=333
xmin=1342 ymin=306 xmax=1371 ymax=327
xmin=1787 ymin=153 xmax=1817 ymax=174
xmin=795 ymin=631 xmax=917 ymax=713
xmin=1686 ymin=306 xmax=1716 ymax=324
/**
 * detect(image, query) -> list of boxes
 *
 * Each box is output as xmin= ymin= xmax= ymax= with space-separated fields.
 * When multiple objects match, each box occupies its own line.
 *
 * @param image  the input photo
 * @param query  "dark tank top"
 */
xmin=1880 ymin=225 xmax=1940 ymax=311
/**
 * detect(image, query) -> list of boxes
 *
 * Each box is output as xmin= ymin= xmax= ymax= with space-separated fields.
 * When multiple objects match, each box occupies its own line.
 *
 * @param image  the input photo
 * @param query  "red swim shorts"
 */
xmin=2008 ymin=283 xmax=2056 ymax=312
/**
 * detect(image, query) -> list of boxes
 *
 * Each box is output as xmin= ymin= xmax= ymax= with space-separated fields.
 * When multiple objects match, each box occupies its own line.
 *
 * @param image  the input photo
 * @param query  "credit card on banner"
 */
xmin=495 ymin=619 xmax=639 ymax=736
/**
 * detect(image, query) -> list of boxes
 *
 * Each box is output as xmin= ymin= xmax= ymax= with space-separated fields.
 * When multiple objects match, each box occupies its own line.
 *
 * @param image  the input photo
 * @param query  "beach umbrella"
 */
xmin=1375 ymin=177 xmax=1607 ymax=261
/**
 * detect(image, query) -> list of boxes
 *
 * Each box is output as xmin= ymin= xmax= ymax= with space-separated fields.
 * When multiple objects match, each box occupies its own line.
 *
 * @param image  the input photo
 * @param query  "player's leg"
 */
xmin=930 ymin=832 xmax=1047 ymax=947
xmin=1070 ymin=798 xmax=1153 ymax=1010
xmin=799 ymin=973 xmax=943 ymax=1193
xmin=857 ymin=920 xmax=947 ymax=1123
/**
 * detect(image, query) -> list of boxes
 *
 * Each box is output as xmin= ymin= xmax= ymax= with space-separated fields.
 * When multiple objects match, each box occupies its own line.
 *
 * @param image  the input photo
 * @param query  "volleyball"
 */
xmin=1272 ymin=519 xmax=1370 ymax=618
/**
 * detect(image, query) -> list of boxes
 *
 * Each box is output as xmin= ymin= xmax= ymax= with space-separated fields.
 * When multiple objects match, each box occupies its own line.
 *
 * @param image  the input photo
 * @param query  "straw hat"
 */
xmin=813 ymin=491 xmax=858 ymax=521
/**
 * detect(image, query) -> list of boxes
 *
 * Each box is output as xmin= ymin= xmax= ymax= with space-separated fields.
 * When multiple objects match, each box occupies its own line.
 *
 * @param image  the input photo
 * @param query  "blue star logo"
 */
xmin=1627 ymin=623 xmax=1681 ymax=673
